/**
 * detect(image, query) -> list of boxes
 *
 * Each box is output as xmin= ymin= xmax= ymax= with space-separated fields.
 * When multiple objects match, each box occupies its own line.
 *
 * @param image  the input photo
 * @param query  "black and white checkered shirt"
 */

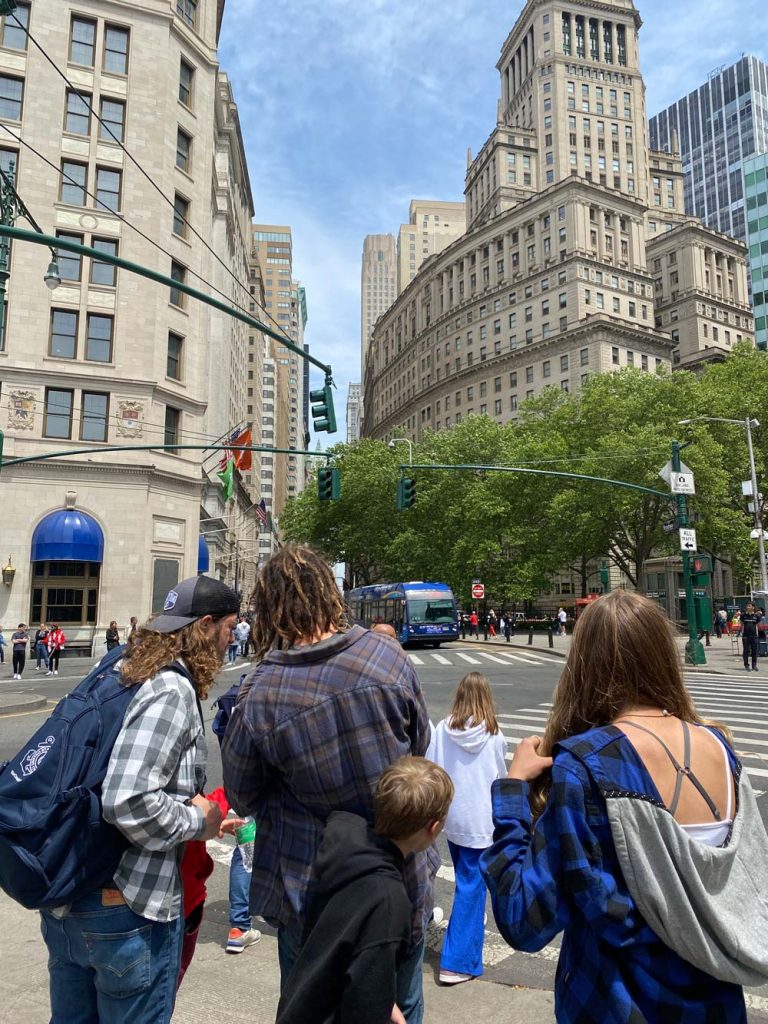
xmin=102 ymin=664 xmax=208 ymax=922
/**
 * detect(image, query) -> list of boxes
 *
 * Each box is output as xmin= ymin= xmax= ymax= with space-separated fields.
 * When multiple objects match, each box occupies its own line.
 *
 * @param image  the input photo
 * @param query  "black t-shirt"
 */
xmin=742 ymin=612 xmax=763 ymax=638
xmin=11 ymin=631 xmax=28 ymax=650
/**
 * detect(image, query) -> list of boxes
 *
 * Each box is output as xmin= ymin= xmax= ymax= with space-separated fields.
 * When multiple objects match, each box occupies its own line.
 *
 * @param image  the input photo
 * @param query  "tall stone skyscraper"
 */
xmin=361 ymin=234 xmax=397 ymax=374
xmin=649 ymin=56 xmax=768 ymax=244
xmin=397 ymin=200 xmax=466 ymax=293
xmin=363 ymin=0 xmax=754 ymax=441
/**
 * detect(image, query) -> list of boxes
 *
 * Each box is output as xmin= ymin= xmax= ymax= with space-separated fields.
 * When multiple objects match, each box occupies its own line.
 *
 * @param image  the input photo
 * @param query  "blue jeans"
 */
xmin=41 ymin=889 xmax=183 ymax=1024
xmin=229 ymin=844 xmax=252 ymax=931
xmin=227 ymin=643 xmax=239 ymax=663
xmin=36 ymin=641 xmax=49 ymax=669
xmin=440 ymin=842 xmax=486 ymax=976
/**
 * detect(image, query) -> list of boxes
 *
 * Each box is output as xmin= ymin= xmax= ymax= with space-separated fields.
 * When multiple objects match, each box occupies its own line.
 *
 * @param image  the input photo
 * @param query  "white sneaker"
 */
xmin=432 ymin=906 xmax=445 ymax=925
xmin=46 ymin=671 xmax=52 ymax=676
xmin=35 ymin=666 xmax=39 ymax=671
xmin=225 ymin=927 xmax=261 ymax=953
xmin=54 ymin=670 xmax=58 ymax=676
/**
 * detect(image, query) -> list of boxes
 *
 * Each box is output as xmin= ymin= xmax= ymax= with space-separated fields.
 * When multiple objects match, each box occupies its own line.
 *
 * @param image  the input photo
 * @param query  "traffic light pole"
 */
xmin=672 ymin=440 xmax=706 ymax=666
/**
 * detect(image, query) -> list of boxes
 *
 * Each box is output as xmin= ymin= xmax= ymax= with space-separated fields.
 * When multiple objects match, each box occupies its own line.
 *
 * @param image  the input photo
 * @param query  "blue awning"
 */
xmin=31 ymin=510 xmax=104 ymax=563
xmin=197 ymin=535 xmax=210 ymax=574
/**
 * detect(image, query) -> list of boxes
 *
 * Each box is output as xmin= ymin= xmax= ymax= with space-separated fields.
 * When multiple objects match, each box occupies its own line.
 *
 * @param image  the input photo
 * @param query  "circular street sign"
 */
xmin=471 ymin=583 xmax=485 ymax=600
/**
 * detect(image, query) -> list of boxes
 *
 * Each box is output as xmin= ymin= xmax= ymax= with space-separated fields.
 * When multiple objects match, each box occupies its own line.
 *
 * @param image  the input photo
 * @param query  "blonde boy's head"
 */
xmin=374 ymin=756 xmax=453 ymax=841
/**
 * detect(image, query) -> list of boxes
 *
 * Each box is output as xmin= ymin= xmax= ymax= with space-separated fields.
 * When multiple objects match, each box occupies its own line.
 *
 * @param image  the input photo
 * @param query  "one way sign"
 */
xmin=679 ymin=527 xmax=697 ymax=552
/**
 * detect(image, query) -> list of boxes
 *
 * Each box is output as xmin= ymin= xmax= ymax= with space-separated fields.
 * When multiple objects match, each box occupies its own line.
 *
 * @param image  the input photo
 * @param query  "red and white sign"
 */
xmin=471 ymin=582 xmax=485 ymax=600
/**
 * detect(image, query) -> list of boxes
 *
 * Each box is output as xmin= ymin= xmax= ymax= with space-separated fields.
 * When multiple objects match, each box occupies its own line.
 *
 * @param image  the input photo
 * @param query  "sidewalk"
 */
xmin=0 ymin=883 xmax=556 ymax=1024
xmin=475 ymin=630 xmax=746 ymax=674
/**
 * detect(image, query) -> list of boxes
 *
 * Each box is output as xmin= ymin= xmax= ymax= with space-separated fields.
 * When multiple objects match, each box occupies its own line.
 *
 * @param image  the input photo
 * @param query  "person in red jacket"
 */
xmin=45 ymin=625 xmax=66 ymax=676
xmin=177 ymin=787 xmax=245 ymax=986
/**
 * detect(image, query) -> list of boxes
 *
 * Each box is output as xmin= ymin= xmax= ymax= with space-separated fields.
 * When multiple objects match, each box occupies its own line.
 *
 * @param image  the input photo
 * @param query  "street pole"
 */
xmin=745 ymin=418 xmax=768 ymax=592
xmin=388 ymin=437 xmax=413 ymax=465
xmin=672 ymin=439 xmax=705 ymax=666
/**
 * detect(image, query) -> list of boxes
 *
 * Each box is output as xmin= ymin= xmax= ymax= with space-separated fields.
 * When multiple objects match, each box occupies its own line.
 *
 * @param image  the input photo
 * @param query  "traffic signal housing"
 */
xmin=317 ymin=466 xmax=340 ymax=502
xmin=396 ymin=476 xmax=416 ymax=511
xmin=310 ymin=383 xmax=337 ymax=434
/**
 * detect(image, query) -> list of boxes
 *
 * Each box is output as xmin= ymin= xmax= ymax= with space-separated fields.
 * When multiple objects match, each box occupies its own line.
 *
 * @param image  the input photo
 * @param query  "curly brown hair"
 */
xmin=119 ymin=619 xmax=226 ymax=699
xmin=250 ymin=544 xmax=347 ymax=660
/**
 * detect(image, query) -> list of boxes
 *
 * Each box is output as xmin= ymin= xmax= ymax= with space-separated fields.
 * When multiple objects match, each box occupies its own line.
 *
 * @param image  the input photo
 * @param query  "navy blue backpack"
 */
xmin=211 ymin=676 xmax=245 ymax=749
xmin=0 ymin=645 xmax=192 ymax=910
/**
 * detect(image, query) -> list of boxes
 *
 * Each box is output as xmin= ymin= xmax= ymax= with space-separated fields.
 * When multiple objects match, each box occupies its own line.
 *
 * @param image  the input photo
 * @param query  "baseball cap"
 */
xmin=146 ymin=576 xmax=240 ymax=634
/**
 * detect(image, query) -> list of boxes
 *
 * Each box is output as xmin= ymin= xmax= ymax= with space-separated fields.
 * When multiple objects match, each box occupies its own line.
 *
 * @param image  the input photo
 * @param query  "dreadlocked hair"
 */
xmin=251 ymin=544 xmax=348 ymax=660
xmin=120 ymin=619 xmax=225 ymax=699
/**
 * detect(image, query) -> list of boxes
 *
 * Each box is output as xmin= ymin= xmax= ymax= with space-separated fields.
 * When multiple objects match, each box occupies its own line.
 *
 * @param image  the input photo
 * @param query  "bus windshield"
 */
xmin=408 ymin=599 xmax=455 ymax=624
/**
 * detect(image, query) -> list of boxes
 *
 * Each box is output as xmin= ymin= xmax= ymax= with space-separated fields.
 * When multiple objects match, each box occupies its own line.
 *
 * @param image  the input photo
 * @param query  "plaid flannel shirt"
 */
xmin=481 ymin=725 xmax=747 ymax=1024
xmin=102 ymin=664 xmax=208 ymax=922
xmin=222 ymin=625 xmax=438 ymax=947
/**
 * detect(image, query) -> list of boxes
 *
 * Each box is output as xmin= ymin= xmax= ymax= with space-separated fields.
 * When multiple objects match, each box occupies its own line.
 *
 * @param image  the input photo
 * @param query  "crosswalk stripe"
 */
xmin=455 ymin=653 xmax=482 ymax=665
xmin=496 ymin=652 xmax=548 ymax=666
xmin=408 ymin=654 xmax=425 ymax=665
xmin=478 ymin=652 xmax=517 ymax=666
xmin=430 ymin=654 xmax=451 ymax=665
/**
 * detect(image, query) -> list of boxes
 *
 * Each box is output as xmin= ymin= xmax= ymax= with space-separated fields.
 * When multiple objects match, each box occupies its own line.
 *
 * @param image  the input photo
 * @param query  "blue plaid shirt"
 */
xmin=222 ymin=626 xmax=437 ymax=947
xmin=481 ymin=725 xmax=746 ymax=1023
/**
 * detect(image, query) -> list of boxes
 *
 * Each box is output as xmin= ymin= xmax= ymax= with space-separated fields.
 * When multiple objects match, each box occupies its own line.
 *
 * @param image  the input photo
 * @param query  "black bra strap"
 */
xmin=619 ymin=720 xmax=721 ymax=821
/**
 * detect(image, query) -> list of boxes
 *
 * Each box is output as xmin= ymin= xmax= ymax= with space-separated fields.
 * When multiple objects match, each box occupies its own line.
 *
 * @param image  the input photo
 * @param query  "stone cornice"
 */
xmin=0 ymin=458 xmax=203 ymax=491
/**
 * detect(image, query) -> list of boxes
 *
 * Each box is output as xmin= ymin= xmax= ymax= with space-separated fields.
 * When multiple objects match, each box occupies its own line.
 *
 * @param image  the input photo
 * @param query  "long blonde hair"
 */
xmin=120 ymin=619 xmax=225 ymax=699
xmin=530 ymin=590 xmax=708 ymax=815
xmin=447 ymin=672 xmax=499 ymax=734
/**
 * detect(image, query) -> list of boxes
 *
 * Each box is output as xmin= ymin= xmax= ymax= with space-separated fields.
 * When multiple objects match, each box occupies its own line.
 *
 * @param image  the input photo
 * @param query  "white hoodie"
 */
xmin=427 ymin=719 xmax=508 ymax=848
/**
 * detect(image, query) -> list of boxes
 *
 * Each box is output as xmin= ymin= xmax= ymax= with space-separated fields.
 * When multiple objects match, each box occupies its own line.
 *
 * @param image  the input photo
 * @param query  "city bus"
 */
xmin=348 ymin=581 xmax=459 ymax=646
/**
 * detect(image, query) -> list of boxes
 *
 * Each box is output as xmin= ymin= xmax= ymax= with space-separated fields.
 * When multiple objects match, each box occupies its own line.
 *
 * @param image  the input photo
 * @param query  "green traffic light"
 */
xmin=318 ymin=467 xmax=340 ymax=501
xmin=396 ymin=477 xmax=416 ymax=510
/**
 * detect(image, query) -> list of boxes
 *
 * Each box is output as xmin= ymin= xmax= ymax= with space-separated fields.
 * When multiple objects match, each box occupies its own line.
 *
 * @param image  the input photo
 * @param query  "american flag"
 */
xmin=218 ymin=426 xmax=240 ymax=471
xmin=256 ymin=498 xmax=268 ymax=525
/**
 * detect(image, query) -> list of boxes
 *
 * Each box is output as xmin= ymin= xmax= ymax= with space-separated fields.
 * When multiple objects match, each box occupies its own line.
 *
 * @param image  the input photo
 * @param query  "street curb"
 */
xmin=0 ymin=692 xmax=48 ymax=716
xmin=459 ymin=638 xmax=568 ymax=659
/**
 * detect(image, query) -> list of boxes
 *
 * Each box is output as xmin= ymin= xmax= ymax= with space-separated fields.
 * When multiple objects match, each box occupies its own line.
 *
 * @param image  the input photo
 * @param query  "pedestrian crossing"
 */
xmin=494 ymin=675 xmax=768 ymax=792
xmin=407 ymin=647 xmax=562 ymax=669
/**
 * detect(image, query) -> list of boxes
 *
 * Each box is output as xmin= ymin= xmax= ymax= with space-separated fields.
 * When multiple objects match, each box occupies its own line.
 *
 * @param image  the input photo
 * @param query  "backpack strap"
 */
xmin=168 ymin=660 xmax=205 ymax=736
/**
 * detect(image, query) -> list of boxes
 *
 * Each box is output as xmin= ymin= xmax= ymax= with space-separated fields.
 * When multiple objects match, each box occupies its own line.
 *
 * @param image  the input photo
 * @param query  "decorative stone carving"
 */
xmin=116 ymin=400 xmax=144 ymax=437
xmin=8 ymin=390 xmax=35 ymax=430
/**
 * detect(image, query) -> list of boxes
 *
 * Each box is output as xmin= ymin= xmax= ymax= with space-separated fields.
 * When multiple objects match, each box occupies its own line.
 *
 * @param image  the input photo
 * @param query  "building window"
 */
xmin=56 ymin=231 xmax=83 ymax=282
xmin=64 ymin=90 xmax=91 ymax=134
xmin=526 ymin=366 xmax=534 ymax=384
xmin=1 ymin=2 xmax=29 ymax=50
xmin=60 ymin=160 xmax=87 ymax=206
xmin=176 ymin=127 xmax=191 ymax=171
xmin=85 ymin=313 xmax=113 ymax=362
xmin=170 ymin=260 xmax=186 ymax=307
xmin=99 ymin=98 xmax=125 ymax=143
xmin=44 ymin=388 xmax=74 ymax=438
xmin=50 ymin=310 xmax=78 ymax=359
xmin=167 ymin=331 xmax=183 ymax=379
xmin=580 ymin=347 xmax=589 ymax=366
xmin=176 ymin=0 xmax=197 ymax=28
xmin=172 ymin=193 xmax=189 ymax=237
xmin=95 ymin=167 xmax=121 ymax=212
xmin=81 ymin=391 xmax=109 ymax=442
xmin=179 ymin=59 xmax=194 ymax=107
xmin=90 ymin=238 xmax=118 ymax=286
xmin=164 ymin=406 xmax=180 ymax=448
xmin=30 ymin=561 xmax=100 ymax=626
xmin=543 ymin=360 xmax=551 ymax=378
xmin=560 ymin=354 xmax=569 ymax=372
xmin=0 ymin=74 xmax=23 ymax=119
xmin=70 ymin=17 xmax=96 ymax=66
xmin=612 ymin=346 xmax=620 ymax=365
xmin=103 ymin=24 xmax=129 ymax=75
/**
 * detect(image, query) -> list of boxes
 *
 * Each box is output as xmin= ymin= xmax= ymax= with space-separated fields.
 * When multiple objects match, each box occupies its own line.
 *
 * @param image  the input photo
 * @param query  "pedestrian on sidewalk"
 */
xmin=277 ymin=757 xmax=453 ymax=1024
xmin=741 ymin=602 xmax=763 ymax=672
xmin=557 ymin=607 xmax=567 ymax=636
xmin=226 ymin=624 xmax=239 ymax=664
xmin=235 ymin=616 xmax=251 ymax=657
xmin=45 ymin=625 xmax=66 ymax=676
xmin=482 ymin=589 xmax=768 ymax=1024
xmin=0 ymin=625 xmax=6 ymax=666
xmin=223 ymin=544 xmax=437 ymax=1024
xmin=427 ymin=673 xmax=507 ymax=985
xmin=39 ymin=575 xmax=239 ymax=1024
xmin=469 ymin=611 xmax=478 ymax=638
xmin=105 ymin=620 xmax=121 ymax=652
xmin=488 ymin=610 xmax=497 ymax=638
xmin=11 ymin=624 xmax=27 ymax=679
xmin=34 ymin=624 xmax=49 ymax=671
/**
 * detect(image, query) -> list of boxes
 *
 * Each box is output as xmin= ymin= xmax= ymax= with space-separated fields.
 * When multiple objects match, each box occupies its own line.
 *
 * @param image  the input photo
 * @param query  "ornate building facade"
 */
xmin=363 ymin=0 xmax=753 ymax=442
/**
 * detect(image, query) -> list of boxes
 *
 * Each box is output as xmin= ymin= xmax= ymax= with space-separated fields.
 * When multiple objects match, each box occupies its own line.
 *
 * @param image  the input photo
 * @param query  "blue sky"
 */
xmin=218 ymin=0 xmax=768 ymax=438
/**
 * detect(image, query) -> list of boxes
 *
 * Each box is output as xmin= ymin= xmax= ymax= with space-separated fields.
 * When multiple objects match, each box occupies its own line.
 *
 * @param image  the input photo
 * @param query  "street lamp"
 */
xmin=388 ymin=437 xmax=413 ymax=466
xmin=679 ymin=416 xmax=767 ymax=592
xmin=0 ymin=164 xmax=61 ymax=348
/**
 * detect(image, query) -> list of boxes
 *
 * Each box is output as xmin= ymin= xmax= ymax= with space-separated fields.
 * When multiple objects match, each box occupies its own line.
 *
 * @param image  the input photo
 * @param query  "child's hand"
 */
xmin=219 ymin=817 xmax=246 ymax=837
xmin=507 ymin=736 xmax=553 ymax=782
xmin=390 ymin=1005 xmax=406 ymax=1024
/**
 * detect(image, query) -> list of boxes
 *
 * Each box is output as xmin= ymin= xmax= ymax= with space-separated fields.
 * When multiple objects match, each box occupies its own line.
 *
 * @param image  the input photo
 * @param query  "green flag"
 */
xmin=217 ymin=457 xmax=235 ymax=501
